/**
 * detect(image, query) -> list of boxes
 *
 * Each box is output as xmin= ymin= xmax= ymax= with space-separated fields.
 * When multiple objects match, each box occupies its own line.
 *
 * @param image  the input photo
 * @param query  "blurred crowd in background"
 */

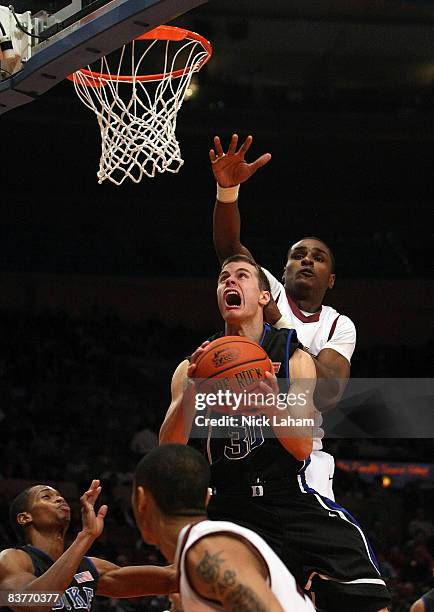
xmin=0 ymin=308 xmax=432 ymax=611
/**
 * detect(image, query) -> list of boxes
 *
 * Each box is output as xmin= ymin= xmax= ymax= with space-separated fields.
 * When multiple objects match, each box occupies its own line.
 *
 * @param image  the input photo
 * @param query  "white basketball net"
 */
xmin=70 ymin=27 xmax=211 ymax=186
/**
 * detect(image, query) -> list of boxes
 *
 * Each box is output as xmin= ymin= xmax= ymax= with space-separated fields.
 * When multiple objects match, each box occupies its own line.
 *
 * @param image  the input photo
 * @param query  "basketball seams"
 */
xmin=194 ymin=336 xmax=267 ymax=369
xmin=192 ymin=338 xmax=272 ymax=415
xmin=196 ymin=357 xmax=272 ymax=384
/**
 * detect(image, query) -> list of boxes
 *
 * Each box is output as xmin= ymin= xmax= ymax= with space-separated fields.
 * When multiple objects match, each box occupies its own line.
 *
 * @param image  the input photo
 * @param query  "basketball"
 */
xmin=193 ymin=336 xmax=273 ymax=414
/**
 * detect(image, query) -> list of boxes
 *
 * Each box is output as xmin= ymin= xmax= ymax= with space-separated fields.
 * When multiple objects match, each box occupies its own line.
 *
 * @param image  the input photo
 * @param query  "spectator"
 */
xmin=409 ymin=508 xmax=434 ymax=539
xmin=130 ymin=424 xmax=158 ymax=455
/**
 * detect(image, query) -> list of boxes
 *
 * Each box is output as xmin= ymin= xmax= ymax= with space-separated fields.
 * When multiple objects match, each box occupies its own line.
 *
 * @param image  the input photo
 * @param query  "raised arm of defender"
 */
xmin=211 ymin=134 xmax=271 ymax=263
xmin=211 ymin=133 xmax=352 ymax=411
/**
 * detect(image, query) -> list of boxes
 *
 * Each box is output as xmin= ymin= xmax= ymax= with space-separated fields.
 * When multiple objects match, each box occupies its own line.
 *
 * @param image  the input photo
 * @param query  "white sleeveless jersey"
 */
xmin=175 ymin=520 xmax=315 ymax=612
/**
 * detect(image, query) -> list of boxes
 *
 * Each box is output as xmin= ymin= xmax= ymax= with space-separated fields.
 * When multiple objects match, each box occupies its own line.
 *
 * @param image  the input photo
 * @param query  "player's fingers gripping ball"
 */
xmin=192 ymin=336 xmax=272 ymax=415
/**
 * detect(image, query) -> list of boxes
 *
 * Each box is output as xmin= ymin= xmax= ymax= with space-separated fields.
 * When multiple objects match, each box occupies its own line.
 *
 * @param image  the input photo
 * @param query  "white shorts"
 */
xmin=303 ymin=450 xmax=335 ymax=500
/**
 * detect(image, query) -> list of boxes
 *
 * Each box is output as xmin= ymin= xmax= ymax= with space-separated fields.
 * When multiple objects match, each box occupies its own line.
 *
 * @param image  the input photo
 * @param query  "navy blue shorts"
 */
xmin=208 ymin=483 xmax=391 ymax=612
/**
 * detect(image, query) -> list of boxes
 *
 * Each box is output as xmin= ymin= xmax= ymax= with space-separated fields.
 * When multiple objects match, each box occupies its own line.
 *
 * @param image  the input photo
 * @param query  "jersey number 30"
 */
xmin=224 ymin=425 xmax=264 ymax=459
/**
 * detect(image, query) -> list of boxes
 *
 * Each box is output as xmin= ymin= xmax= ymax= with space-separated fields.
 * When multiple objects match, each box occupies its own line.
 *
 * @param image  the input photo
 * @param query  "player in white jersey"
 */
xmin=210 ymin=133 xmax=356 ymax=499
xmin=177 ymin=521 xmax=316 ymax=612
xmin=261 ymin=264 xmax=354 ymax=499
xmin=132 ymin=444 xmax=315 ymax=612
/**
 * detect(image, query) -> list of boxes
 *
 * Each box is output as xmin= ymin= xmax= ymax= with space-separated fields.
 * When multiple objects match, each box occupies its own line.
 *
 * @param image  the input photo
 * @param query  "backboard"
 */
xmin=0 ymin=0 xmax=208 ymax=115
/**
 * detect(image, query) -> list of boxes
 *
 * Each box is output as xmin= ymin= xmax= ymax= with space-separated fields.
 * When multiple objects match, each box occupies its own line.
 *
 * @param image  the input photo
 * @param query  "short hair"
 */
xmin=288 ymin=236 xmax=336 ymax=273
xmin=9 ymin=487 xmax=34 ymax=542
xmin=220 ymin=254 xmax=271 ymax=293
xmin=134 ymin=445 xmax=210 ymax=516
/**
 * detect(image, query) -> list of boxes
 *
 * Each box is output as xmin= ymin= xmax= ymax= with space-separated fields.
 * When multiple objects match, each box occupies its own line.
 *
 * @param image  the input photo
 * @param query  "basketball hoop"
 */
xmin=68 ymin=26 xmax=212 ymax=186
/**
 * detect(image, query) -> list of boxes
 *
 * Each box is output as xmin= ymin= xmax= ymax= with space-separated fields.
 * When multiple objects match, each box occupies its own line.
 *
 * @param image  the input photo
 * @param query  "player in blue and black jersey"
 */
xmin=0 ymin=480 xmax=176 ymax=612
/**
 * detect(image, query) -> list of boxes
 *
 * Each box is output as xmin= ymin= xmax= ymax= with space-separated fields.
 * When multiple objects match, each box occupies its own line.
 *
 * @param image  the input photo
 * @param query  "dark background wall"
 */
xmin=1 ymin=0 xmax=433 ymax=289
xmin=0 ymin=272 xmax=432 ymax=348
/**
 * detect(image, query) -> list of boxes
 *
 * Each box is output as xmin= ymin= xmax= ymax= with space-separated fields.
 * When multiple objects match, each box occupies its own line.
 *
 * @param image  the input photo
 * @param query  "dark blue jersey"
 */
xmin=18 ymin=545 xmax=99 ymax=611
xmin=191 ymin=325 xmax=303 ymax=490
xmin=422 ymin=589 xmax=434 ymax=612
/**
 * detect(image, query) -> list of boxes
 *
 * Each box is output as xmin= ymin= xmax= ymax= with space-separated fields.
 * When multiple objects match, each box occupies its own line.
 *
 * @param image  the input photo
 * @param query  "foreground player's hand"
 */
xmin=252 ymin=370 xmax=281 ymax=417
xmin=79 ymin=479 xmax=108 ymax=540
xmin=187 ymin=341 xmax=210 ymax=378
xmin=210 ymin=134 xmax=271 ymax=188
xmin=184 ymin=341 xmax=210 ymax=416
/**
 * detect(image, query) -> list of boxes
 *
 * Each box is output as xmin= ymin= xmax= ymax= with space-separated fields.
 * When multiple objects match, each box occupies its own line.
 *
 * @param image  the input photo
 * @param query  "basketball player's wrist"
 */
xmin=216 ymin=182 xmax=240 ymax=203
xmin=75 ymin=530 xmax=96 ymax=550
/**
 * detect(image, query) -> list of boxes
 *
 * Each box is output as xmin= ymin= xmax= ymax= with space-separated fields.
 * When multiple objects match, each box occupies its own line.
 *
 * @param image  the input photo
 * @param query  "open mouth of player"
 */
xmin=298 ymin=268 xmax=314 ymax=278
xmin=224 ymin=289 xmax=242 ymax=307
xmin=59 ymin=504 xmax=71 ymax=514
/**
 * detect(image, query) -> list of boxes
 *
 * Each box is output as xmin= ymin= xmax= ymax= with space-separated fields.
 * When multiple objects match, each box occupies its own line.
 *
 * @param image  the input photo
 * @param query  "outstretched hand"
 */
xmin=209 ymin=134 xmax=271 ymax=188
xmin=187 ymin=340 xmax=210 ymax=378
xmin=79 ymin=479 xmax=108 ymax=541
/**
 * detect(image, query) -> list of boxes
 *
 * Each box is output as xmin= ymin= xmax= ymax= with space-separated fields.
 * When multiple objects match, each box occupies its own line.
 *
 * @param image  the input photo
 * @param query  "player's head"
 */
xmin=283 ymin=237 xmax=336 ymax=301
xmin=217 ymin=254 xmax=271 ymax=324
xmin=9 ymin=485 xmax=71 ymax=543
xmin=132 ymin=445 xmax=209 ymax=546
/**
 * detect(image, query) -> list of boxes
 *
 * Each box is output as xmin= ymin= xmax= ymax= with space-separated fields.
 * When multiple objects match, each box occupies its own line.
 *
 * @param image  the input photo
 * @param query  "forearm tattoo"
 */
xmin=195 ymin=550 xmax=269 ymax=610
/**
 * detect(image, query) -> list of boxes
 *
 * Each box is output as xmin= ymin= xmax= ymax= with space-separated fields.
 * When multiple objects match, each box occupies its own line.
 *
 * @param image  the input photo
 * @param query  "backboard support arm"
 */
xmin=0 ymin=0 xmax=207 ymax=115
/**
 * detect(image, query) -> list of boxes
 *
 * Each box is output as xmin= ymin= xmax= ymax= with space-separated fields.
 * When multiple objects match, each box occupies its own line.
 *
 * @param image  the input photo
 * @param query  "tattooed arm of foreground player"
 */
xmin=185 ymin=534 xmax=284 ymax=612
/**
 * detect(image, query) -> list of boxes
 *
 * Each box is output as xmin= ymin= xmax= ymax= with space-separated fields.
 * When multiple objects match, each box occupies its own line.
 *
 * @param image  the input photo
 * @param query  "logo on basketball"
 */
xmin=212 ymin=348 xmax=241 ymax=368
